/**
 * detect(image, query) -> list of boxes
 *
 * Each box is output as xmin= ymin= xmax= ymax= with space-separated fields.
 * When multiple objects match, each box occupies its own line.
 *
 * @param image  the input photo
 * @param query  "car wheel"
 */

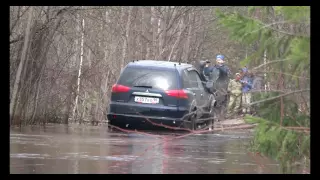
xmin=182 ymin=109 xmax=197 ymax=131
xmin=183 ymin=102 xmax=197 ymax=131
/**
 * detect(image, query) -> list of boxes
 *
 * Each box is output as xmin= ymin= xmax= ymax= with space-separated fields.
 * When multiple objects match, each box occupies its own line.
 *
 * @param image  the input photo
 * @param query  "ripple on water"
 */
xmin=11 ymin=152 xmax=139 ymax=162
xmin=10 ymin=134 xmax=54 ymax=138
xmin=11 ymin=153 xmax=50 ymax=159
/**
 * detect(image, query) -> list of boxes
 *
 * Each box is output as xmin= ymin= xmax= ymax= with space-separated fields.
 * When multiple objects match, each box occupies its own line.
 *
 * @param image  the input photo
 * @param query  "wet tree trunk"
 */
xmin=10 ymin=7 xmax=33 ymax=125
xmin=30 ymin=71 xmax=43 ymax=124
xmin=80 ymin=91 xmax=86 ymax=124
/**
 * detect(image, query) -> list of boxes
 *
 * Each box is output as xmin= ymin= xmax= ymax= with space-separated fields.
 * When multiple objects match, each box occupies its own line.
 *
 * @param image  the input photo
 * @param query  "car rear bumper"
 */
xmin=107 ymin=113 xmax=185 ymax=128
xmin=109 ymin=101 xmax=191 ymax=117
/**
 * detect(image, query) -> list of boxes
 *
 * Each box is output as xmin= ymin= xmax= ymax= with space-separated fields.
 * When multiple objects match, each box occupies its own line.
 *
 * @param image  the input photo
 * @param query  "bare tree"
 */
xmin=10 ymin=6 xmax=249 ymax=125
xmin=71 ymin=12 xmax=85 ymax=123
xmin=10 ymin=6 xmax=33 ymax=124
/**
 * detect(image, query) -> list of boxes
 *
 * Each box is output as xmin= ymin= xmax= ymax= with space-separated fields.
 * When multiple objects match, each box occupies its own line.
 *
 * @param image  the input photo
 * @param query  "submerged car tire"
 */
xmin=183 ymin=101 xmax=197 ymax=131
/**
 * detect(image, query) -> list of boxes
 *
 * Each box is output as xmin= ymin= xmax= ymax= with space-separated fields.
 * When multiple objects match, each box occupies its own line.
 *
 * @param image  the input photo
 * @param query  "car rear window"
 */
xmin=117 ymin=67 xmax=178 ymax=90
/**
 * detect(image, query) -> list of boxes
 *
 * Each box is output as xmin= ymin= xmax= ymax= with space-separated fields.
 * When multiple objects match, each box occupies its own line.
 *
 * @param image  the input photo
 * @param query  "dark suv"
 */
xmin=107 ymin=60 xmax=216 ymax=130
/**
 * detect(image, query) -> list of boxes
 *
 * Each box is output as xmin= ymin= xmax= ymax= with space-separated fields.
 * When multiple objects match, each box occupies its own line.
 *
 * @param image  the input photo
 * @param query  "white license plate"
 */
xmin=134 ymin=96 xmax=159 ymax=104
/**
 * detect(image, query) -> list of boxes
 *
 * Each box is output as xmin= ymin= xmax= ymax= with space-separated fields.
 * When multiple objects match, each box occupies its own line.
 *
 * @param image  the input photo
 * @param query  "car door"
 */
xmin=189 ymin=70 xmax=208 ymax=108
xmin=182 ymin=70 xmax=201 ymax=106
xmin=185 ymin=69 xmax=203 ymax=108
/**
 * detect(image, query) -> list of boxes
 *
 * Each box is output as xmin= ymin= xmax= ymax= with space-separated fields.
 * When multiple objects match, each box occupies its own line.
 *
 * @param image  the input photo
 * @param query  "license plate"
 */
xmin=134 ymin=96 xmax=159 ymax=104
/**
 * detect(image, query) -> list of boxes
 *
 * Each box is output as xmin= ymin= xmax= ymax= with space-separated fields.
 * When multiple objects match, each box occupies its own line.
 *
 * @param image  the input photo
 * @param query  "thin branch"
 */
xmin=243 ymin=20 xmax=290 ymax=36
xmin=253 ymin=70 xmax=310 ymax=80
xmin=225 ymin=11 xmax=309 ymax=38
xmin=248 ymin=89 xmax=310 ymax=107
xmin=251 ymin=59 xmax=289 ymax=71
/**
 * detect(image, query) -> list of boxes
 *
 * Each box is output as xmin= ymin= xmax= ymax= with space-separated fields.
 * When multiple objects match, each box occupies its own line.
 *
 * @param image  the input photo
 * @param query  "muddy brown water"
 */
xmin=10 ymin=124 xmax=285 ymax=174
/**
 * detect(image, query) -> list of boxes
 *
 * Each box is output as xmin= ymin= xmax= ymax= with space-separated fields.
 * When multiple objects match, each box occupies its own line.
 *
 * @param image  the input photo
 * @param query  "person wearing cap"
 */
xmin=197 ymin=60 xmax=209 ymax=81
xmin=214 ymin=55 xmax=231 ymax=79
xmin=227 ymin=73 xmax=243 ymax=117
xmin=211 ymin=54 xmax=231 ymax=120
xmin=240 ymin=67 xmax=253 ymax=114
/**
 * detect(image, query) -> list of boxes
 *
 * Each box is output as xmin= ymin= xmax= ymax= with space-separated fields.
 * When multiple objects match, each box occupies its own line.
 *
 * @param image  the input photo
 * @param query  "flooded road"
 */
xmin=10 ymin=124 xmax=282 ymax=174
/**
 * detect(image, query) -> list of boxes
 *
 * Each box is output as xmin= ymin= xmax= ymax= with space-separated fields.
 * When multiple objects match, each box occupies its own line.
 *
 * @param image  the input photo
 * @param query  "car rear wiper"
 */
xmin=133 ymin=85 xmax=153 ymax=88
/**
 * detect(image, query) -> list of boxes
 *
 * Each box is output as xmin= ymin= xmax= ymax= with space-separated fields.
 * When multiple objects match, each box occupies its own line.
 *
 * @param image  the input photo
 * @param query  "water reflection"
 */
xmin=10 ymin=125 xmax=285 ymax=174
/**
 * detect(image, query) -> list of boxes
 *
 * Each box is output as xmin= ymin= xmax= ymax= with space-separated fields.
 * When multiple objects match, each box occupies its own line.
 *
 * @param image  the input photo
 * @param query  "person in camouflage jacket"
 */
xmin=227 ymin=73 xmax=242 ymax=117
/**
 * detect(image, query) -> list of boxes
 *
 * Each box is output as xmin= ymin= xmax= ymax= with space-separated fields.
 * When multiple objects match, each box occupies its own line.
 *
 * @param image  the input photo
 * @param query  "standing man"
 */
xmin=240 ymin=67 xmax=253 ymax=114
xmin=212 ymin=54 xmax=231 ymax=120
xmin=214 ymin=55 xmax=231 ymax=80
xmin=203 ymin=60 xmax=213 ymax=81
xmin=227 ymin=73 xmax=243 ymax=118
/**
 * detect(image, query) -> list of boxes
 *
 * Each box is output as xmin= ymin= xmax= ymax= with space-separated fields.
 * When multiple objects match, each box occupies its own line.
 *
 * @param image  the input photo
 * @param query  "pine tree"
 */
xmin=216 ymin=6 xmax=310 ymax=172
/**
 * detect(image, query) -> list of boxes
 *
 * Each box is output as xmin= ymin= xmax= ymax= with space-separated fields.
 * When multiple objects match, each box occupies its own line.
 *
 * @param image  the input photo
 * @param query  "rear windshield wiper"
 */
xmin=133 ymin=85 xmax=153 ymax=88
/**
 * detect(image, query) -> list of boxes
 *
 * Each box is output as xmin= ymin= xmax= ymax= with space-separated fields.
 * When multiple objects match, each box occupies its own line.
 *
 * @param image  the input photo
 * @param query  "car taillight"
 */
xmin=165 ymin=89 xmax=188 ymax=99
xmin=111 ymin=84 xmax=130 ymax=93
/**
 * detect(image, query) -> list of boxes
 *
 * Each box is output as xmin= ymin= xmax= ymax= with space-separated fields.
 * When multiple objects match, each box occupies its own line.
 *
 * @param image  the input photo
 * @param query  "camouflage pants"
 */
xmin=227 ymin=94 xmax=241 ymax=115
xmin=242 ymin=92 xmax=251 ymax=113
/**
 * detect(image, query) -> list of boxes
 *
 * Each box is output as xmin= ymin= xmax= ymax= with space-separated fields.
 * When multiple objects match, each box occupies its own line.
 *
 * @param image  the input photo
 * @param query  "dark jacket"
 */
xmin=240 ymin=75 xmax=253 ymax=93
xmin=213 ymin=64 xmax=231 ymax=91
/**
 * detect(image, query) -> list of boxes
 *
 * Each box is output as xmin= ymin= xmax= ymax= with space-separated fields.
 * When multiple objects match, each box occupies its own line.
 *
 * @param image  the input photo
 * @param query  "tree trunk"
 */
xmin=182 ymin=10 xmax=194 ymax=62
xmin=80 ymin=91 xmax=86 ymax=124
xmin=72 ymin=17 xmax=85 ymax=123
xmin=30 ymin=69 xmax=43 ymax=124
xmin=151 ymin=7 xmax=158 ymax=59
xmin=130 ymin=7 xmax=138 ymax=60
xmin=64 ymin=79 xmax=74 ymax=124
xmin=140 ymin=7 xmax=147 ymax=59
xmin=157 ymin=7 xmax=167 ymax=60
xmin=94 ymin=92 xmax=99 ymax=123
xmin=10 ymin=7 xmax=33 ymax=125
xmin=263 ymin=50 xmax=267 ymax=91
xmin=168 ymin=18 xmax=185 ymax=61
xmin=120 ymin=6 xmax=133 ymax=70
xmin=144 ymin=7 xmax=152 ymax=59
